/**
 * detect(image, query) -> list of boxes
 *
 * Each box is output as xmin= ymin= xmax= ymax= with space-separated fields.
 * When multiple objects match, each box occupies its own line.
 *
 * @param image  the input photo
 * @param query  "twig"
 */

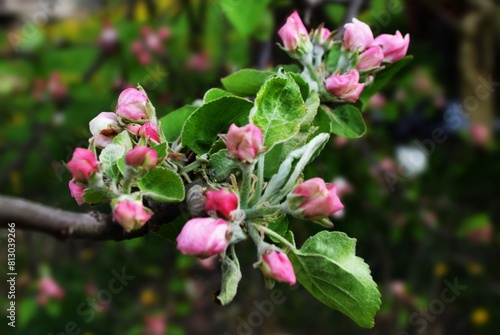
xmin=0 ymin=195 xmax=180 ymax=241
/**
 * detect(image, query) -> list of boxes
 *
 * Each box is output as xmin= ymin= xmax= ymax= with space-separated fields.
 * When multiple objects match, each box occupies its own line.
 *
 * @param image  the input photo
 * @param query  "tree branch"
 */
xmin=0 ymin=195 xmax=181 ymax=241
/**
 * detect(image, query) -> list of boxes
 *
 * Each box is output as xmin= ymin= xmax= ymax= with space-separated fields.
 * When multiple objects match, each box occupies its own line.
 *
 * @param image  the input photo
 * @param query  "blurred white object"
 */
xmin=395 ymin=144 xmax=428 ymax=177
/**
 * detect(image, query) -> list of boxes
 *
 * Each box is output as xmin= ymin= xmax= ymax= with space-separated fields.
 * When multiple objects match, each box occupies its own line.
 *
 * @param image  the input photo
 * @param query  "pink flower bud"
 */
xmin=278 ymin=11 xmax=311 ymax=53
xmin=176 ymin=218 xmax=229 ymax=259
xmin=357 ymin=45 xmax=384 ymax=70
xmin=186 ymin=52 xmax=211 ymax=72
xmin=325 ymin=70 xmax=365 ymax=103
xmin=226 ymin=123 xmax=263 ymax=163
xmin=125 ymin=146 xmax=158 ymax=170
xmin=131 ymin=40 xmax=143 ymax=54
xmin=68 ymin=180 xmax=85 ymax=206
xmin=113 ymin=200 xmax=152 ymax=232
xmin=127 ymin=124 xmax=141 ymax=135
xmin=138 ymin=122 xmax=160 ymax=143
xmin=368 ymin=92 xmax=386 ymax=109
xmin=157 ymin=26 xmax=171 ymax=40
xmin=205 ymin=188 xmax=239 ymax=220
xmin=374 ymin=31 xmax=410 ymax=63
xmin=37 ymin=276 xmax=65 ymax=305
xmin=115 ymin=88 xmax=149 ymax=121
xmin=261 ymin=250 xmax=296 ymax=285
xmin=343 ymin=18 xmax=374 ymax=52
xmin=89 ymin=112 xmax=122 ymax=148
xmin=67 ymin=148 xmax=99 ymax=183
xmin=287 ymin=178 xmax=344 ymax=220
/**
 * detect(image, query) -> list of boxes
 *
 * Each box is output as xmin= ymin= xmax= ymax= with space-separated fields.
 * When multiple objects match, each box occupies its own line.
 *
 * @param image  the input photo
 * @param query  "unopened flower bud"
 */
xmin=285 ymin=178 xmax=344 ymax=220
xmin=67 ymin=148 xmax=99 ymax=183
xmin=125 ymin=146 xmax=158 ymax=170
xmin=138 ymin=122 xmax=160 ymax=143
xmin=68 ymin=180 xmax=86 ymax=206
xmin=37 ymin=276 xmax=65 ymax=305
xmin=325 ymin=70 xmax=365 ymax=103
xmin=278 ymin=11 xmax=313 ymax=58
xmin=205 ymin=188 xmax=239 ymax=220
xmin=343 ymin=18 xmax=374 ymax=52
xmin=357 ymin=45 xmax=384 ymax=71
xmin=115 ymin=88 xmax=149 ymax=121
xmin=176 ymin=218 xmax=229 ymax=259
xmin=226 ymin=123 xmax=263 ymax=164
xmin=374 ymin=31 xmax=410 ymax=63
xmin=89 ymin=112 xmax=122 ymax=148
xmin=261 ymin=249 xmax=296 ymax=285
xmin=113 ymin=199 xmax=152 ymax=232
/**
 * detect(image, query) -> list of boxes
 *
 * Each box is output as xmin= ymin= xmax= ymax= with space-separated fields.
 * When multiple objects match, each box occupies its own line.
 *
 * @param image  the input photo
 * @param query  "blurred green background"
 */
xmin=0 ymin=0 xmax=498 ymax=334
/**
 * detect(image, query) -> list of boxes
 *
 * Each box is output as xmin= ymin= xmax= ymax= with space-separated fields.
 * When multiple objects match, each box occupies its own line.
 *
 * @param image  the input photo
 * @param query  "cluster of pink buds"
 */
xmin=67 ymin=87 xmax=159 ymax=232
xmin=32 ymin=72 xmax=68 ymax=104
xmin=131 ymin=26 xmax=171 ymax=65
xmin=277 ymin=12 xmax=409 ymax=103
xmin=98 ymin=20 xmax=119 ymax=54
xmin=226 ymin=123 xmax=264 ymax=164
xmin=344 ymin=18 xmax=409 ymax=70
xmin=177 ymin=188 xmax=238 ymax=259
xmin=67 ymin=148 xmax=100 ymax=206
xmin=37 ymin=276 xmax=65 ymax=305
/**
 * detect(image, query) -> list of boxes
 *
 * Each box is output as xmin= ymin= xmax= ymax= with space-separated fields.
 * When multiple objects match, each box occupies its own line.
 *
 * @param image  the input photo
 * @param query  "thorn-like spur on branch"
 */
xmin=0 ymin=195 xmax=180 ymax=241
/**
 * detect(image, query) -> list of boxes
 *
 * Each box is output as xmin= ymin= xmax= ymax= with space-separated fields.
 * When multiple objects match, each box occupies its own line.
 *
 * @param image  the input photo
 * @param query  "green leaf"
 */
xmin=220 ymin=0 xmax=270 ymax=37
xmin=138 ymin=167 xmax=185 ymax=202
xmin=154 ymin=213 xmax=189 ymax=245
xmin=208 ymin=149 xmax=239 ymax=182
xmin=358 ymin=56 xmax=413 ymax=109
xmin=99 ymin=131 xmax=133 ymax=179
xmin=221 ymin=69 xmax=275 ymax=96
xmin=204 ymin=88 xmax=234 ymax=103
xmin=325 ymin=105 xmax=367 ymax=138
xmin=18 ymin=299 xmax=37 ymax=328
xmin=289 ymin=231 xmax=381 ymax=328
xmin=216 ymin=253 xmax=242 ymax=306
xmin=267 ymin=214 xmax=289 ymax=244
xmin=289 ymin=72 xmax=310 ymax=101
xmin=160 ymin=105 xmax=197 ymax=142
xmin=83 ymin=188 xmax=108 ymax=204
xmin=264 ymin=91 xmax=320 ymax=177
xmin=182 ymin=96 xmax=253 ymax=155
xmin=151 ymin=143 xmax=168 ymax=161
xmin=251 ymin=76 xmax=308 ymax=149
xmin=324 ymin=47 xmax=342 ymax=73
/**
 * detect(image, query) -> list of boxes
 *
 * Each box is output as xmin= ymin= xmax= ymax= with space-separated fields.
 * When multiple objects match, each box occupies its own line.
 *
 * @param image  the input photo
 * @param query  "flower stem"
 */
xmin=250 ymin=155 xmax=265 ymax=207
xmin=254 ymin=224 xmax=297 ymax=252
xmin=179 ymin=160 xmax=201 ymax=174
xmin=244 ymin=205 xmax=281 ymax=219
xmin=239 ymin=164 xmax=254 ymax=209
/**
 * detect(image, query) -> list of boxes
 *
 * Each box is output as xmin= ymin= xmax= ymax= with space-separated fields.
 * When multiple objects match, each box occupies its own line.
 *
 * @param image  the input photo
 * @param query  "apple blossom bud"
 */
xmin=89 ymin=112 xmax=122 ymax=148
xmin=374 ymin=31 xmax=410 ymax=63
xmin=311 ymin=26 xmax=332 ymax=47
xmin=325 ymin=70 xmax=365 ymax=103
xmin=226 ymin=123 xmax=263 ymax=164
xmin=138 ymin=122 xmax=160 ymax=143
xmin=131 ymin=40 xmax=143 ymax=54
xmin=157 ymin=26 xmax=171 ymax=40
xmin=125 ymin=146 xmax=158 ymax=170
xmin=68 ymin=180 xmax=85 ymax=206
xmin=176 ymin=218 xmax=229 ymax=259
xmin=286 ymin=178 xmax=344 ymax=220
xmin=343 ymin=18 xmax=374 ymax=52
xmin=113 ymin=199 xmax=152 ymax=232
xmin=205 ymin=188 xmax=239 ymax=220
xmin=278 ymin=11 xmax=312 ymax=57
xmin=67 ymin=148 xmax=99 ymax=183
xmin=37 ymin=276 xmax=65 ymax=305
xmin=261 ymin=249 xmax=296 ymax=285
xmin=115 ymin=88 xmax=149 ymax=121
xmin=357 ymin=45 xmax=384 ymax=70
